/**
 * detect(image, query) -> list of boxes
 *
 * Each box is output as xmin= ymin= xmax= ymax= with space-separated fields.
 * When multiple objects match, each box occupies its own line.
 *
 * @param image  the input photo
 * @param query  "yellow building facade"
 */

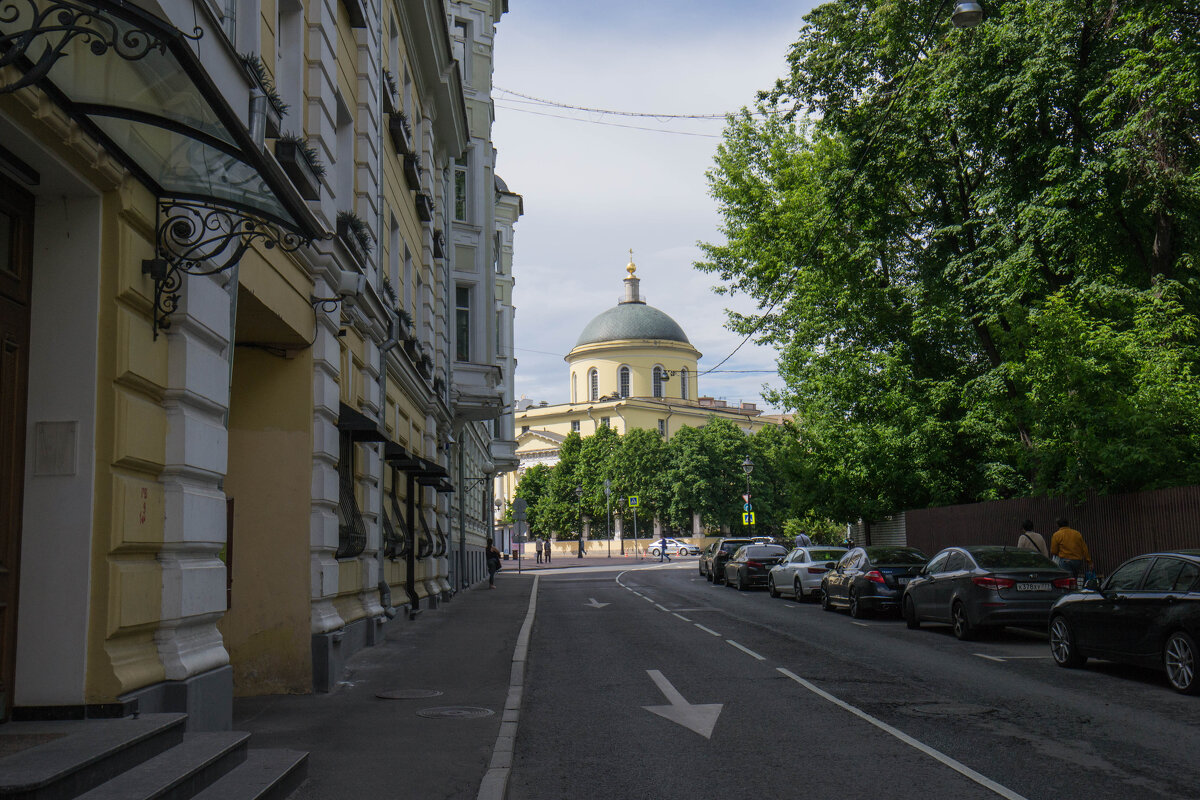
xmin=0 ymin=0 xmax=515 ymax=730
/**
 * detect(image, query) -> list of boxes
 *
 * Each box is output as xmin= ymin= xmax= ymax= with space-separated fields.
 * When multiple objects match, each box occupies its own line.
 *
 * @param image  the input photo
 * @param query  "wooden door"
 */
xmin=0 ymin=174 xmax=33 ymax=721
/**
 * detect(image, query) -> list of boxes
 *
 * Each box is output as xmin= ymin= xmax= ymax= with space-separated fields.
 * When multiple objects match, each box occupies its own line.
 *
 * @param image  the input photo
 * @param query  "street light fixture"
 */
xmin=951 ymin=1 xmax=983 ymax=28
xmin=574 ymin=485 xmax=584 ymax=559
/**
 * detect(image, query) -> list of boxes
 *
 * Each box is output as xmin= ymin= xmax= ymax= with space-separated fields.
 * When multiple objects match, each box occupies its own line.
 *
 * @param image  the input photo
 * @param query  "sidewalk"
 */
xmin=232 ymin=575 xmax=534 ymax=800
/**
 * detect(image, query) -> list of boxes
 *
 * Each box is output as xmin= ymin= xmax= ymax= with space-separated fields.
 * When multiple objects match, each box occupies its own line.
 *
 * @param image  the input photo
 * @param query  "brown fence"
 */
xmin=902 ymin=484 xmax=1200 ymax=577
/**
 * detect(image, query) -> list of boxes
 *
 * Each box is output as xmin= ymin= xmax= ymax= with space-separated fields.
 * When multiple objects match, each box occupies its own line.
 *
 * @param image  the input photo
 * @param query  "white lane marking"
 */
xmin=584 ymin=598 xmax=609 ymax=609
xmin=726 ymin=640 xmax=766 ymax=661
xmin=643 ymin=597 xmax=655 ymax=603
xmin=974 ymin=654 xmax=1050 ymax=662
xmin=478 ymin=576 xmax=539 ymax=800
xmin=643 ymin=670 xmax=723 ymax=739
xmin=776 ymin=667 xmax=1028 ymax=800
xmin=673 ymin=613 xmax=692 ymax=622
xmin=851 ymin=621 xmax=872 ymax=627
xmin=695 ymin=624 xmax=721 ymax=637
xmin=975 ymin=654 xmax=1005 ymax=663
xmin=655 ymin=603 xmax=669 ymax=612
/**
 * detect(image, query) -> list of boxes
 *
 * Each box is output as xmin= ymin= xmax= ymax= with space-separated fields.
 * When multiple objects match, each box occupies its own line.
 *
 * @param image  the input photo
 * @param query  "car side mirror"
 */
xmin=1084 ymin=578 xmax=1100 ymax=591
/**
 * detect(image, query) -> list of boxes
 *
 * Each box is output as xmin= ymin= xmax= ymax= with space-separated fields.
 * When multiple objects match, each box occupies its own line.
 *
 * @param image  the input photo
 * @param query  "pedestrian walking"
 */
xmin=535 ymin=538 xmax=543 ymax=564
xmin=1049 ymin=518 xmax=1092 ymax=584
xmin=486 ymin=538 xmax=502 ymax=588
xmin=1016 ymin=519 xmax=1049 ymax=558
xmin=795 ymin=531 xmax=813 ymax=548
xmin=544 ymin=539 xmax=551 ymax=563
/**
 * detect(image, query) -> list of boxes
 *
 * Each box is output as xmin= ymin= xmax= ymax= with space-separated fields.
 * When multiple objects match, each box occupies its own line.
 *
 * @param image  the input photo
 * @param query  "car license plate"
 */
xmin=896 ymin=577 xmax=909 ymax=585
xmin=1016 ymin=582 xmax=1051 ymax=591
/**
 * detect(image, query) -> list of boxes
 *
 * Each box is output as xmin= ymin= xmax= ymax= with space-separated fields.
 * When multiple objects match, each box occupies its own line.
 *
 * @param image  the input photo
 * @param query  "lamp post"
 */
xmin=742 ymin=456 xmax=754 ymax=537
xmin=575 ymin=485 xmax=584 ymax=558
xmin=604 ymin=479 xmax=612 ymax=558
xmin=951 ymin=1 xmax=983 ymax=28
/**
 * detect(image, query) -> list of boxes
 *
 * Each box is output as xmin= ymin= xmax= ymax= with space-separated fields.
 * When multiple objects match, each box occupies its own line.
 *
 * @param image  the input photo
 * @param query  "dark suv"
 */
xmin=700 ymin=538 xmax=753 ymax=584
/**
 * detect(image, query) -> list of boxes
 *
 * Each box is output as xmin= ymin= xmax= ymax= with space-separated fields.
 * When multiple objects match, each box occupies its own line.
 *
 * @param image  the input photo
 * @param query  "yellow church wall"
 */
xmin=567 ymin=339 xmax=700 ymax=402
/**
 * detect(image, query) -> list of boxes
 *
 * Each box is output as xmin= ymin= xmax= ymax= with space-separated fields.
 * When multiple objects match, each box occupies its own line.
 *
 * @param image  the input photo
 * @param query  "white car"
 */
xmin=647 ymin=538 xmax=699 ymax=557
xmin=767 ymin=546 xmax=849 ymax=600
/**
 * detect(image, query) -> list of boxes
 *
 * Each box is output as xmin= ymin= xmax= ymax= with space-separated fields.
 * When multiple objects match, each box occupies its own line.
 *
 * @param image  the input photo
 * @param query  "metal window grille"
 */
xmin=383 ymin=472 xmax=412 ymax=560
xmin=335 ymin=434 xmax=367 ymax=559
xmin=417 ymin=508 xmax=435 ymax=558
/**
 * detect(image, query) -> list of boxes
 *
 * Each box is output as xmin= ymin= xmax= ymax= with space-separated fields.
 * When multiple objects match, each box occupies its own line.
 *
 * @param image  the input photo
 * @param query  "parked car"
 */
xmin=701 ymin=538 xmax=753 ymax=583
xmin=768 ymin=547 xmax=849 ymax=600
xmin=647 ymin=538 xmax=699 ymax=557
xmin=821 ymin=546 xmax=928 ymax=618
xmin=902 ymin=546 xmax=1073 ymax=640
xmin=1048 ymin=550 xmax=1200 ymax=694
xmin=723 ymin=544 xmax=789 ymax=590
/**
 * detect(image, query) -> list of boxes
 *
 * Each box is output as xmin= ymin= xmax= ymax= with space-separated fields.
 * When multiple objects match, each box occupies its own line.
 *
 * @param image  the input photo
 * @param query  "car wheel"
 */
xmin=649 ymin=548 xmax=660 ymax=558
xmin=903 ymin=596 xmax=920 ymax=630
xmin=768 ymin=576 xmax=780 ymax=598
xmin=736 ymin=573 xmax=747 ymax=591
xmin=1049 ymin=615 xmax=1087 ymax=668
xmin=821 ymin=587 xmax=835 ymax=611
xmin=951 ymin=602 xmax=976 ymax=641
xmin=848 ymin=589 xmax=867 ymax=619
xmin=699 ymin=563 xmax=706 ymax=577
xmin=1165 ymin=631 xmax=1199 ymax=694
xmin=714 ymin=569 xmax=724 ymax=586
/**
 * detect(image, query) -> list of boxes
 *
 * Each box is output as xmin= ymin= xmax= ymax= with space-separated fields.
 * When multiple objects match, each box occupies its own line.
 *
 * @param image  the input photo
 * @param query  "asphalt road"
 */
xmin=507 ymin=560 xmax=1200 ymax=800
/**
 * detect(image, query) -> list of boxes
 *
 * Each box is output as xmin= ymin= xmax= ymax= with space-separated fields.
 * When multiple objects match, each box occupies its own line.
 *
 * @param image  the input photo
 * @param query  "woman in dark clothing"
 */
xmin=486 ymin=539 xmax=502 ymax=588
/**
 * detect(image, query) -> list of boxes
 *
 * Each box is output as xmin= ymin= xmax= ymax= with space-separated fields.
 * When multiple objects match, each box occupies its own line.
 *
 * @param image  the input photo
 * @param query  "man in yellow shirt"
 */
xmin=1050 ymin=518 xmax=1092 ymax=579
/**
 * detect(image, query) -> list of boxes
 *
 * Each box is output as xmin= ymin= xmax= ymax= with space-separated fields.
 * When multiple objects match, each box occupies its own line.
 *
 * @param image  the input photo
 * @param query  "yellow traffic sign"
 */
xmin=742 ymin=512 xmax=755 ymax=525
xmin=629 ymin=496 xmax=639 ymax=507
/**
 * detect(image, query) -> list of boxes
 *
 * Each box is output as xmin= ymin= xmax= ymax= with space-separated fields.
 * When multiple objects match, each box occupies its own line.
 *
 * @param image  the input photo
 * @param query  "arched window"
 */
xmin=680 ymin=367 xmax=689 ymax=400
xmin=653 ymin=366 xmax=665 ymax=398
xmin=619 ymin=366 xmax=631 ymax=398
xmin=589 ymin=368 xmax=599 ymax=401
xmin=572 ymin=372 xmax=577 ymax=403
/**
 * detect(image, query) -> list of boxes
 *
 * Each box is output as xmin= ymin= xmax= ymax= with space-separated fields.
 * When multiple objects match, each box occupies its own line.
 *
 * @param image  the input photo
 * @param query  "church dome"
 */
xmin=574 ymin=303 xmax=690 ymax=347
xmin=572 ymin=253 xmax=691 ymax=347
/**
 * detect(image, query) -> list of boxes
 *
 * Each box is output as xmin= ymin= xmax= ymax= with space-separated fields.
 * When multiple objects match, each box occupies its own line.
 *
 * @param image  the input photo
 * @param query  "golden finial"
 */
xmin=626 ymin=248 xmax=637 ymax=276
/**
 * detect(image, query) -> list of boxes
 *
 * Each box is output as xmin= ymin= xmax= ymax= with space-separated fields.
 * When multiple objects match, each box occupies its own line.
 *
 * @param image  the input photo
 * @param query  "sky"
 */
xmin=491 ymin=0 xmax=819 ymax=414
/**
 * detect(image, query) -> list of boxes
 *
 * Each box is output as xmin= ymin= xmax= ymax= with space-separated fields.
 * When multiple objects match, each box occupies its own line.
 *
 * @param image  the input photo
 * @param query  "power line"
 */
xmin=495 ymin=86 xmax=731 ymax=119
xmin=495 ymin=103 xmax=722 ymax=138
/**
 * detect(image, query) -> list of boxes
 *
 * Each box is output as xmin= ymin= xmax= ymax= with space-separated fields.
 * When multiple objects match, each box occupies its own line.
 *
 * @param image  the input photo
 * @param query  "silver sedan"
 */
xmin=768 ymin=547 xmax=849 ymax=600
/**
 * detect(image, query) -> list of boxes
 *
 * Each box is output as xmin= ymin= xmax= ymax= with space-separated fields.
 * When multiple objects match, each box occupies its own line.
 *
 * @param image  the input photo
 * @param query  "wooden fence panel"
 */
xmin=903 ymin=485 xmax=1200 ymax=576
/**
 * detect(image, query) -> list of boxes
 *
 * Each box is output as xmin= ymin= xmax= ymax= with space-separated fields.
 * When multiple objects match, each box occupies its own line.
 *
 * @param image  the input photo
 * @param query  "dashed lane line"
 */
xmin=777 ymin=667 xmax=1028 ymax=800
xmin=694 ymin=624 xmax=721 ymax=637
xmin=726 ymin=640 xmax=767 ymax=661
xmin=673 ymin=613 xmax=692 ymax=622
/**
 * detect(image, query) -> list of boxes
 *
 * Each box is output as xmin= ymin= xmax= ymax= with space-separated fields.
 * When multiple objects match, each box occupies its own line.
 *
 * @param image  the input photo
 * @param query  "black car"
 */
xmin=821 ymin=546 xmax=928 ymax=618
xmin=1048 ymin=550 xmax=1200 ymax=694
xmin=903 ymin=546 xmax=1073 ymax=640
xmin=722 ymin=544 xmax=789 ymax=591
xmin=700 ymin=538 xmax=752 ymax=584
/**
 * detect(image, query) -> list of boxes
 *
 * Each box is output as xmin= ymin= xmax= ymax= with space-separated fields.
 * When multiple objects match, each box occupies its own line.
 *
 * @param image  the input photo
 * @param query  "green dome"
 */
xmin=574 ymin=302 xmax=691 ymax=347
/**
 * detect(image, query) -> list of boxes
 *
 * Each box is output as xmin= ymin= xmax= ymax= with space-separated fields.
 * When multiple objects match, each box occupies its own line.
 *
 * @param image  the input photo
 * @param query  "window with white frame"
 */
xmin=572 ymin=372 xmax=577 ymax=403
xmin=571 ymin=420 xmax=580 ymax=432
xmin=600 ymin=417 xmax=610 ymax=428
xmin=496 ymin=310 xmax=503 ymax=357
xmin=455 ymin=285 xmax=472 ymax=362
xmin=653 ymin=366 xmax=665 ymax=398
xmin=452 ymin=19 xmax=471 ymax=87
xmin=680 ymin=367 xmax=689 ymax=400
xmin=658 ymin=419 xmax=666 ymax=436
xmin=589 ymin=369 xmax=599 ymax=401
xmin=454 ymin=156 xmax=468 ymax=222
xmin=619 ymin=366 xmax=630 ymax=398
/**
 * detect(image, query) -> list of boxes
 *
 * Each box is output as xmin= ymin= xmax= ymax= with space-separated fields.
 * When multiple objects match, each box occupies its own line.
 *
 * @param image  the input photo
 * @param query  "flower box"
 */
xmin=388 ymin=112 xmax=414 ymax=156
xmin=275 ymin=139 xmax=322 ymax=201
xmin=415 ymin=192 xmax=433 ymax=222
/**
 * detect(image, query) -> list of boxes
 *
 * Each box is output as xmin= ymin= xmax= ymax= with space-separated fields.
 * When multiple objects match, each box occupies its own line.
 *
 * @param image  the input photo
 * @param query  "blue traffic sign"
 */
xmin=743 ymin=502 xmax=752 ymax=512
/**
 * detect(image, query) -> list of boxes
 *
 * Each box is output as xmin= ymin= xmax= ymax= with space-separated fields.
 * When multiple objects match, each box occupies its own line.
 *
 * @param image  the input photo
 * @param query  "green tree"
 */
xmin=578 ymin=425 xmax=621 ymax=539
xmin=609 ymin=427 xmax=669 ymax=536
xmin=700 ymin=0 xmax=1200 ymax=513
xmin=513 ymin=463 xmax=552 ymax=539
xmin=665 ymin=418 xmax=756 ymax=533
xmin=537 ymin=432 xmax=584 ymax=539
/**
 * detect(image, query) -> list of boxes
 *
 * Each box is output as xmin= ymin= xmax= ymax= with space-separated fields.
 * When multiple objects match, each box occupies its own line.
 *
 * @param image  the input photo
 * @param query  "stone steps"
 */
xmin=0 ymin=714 xmax=307 ymax=800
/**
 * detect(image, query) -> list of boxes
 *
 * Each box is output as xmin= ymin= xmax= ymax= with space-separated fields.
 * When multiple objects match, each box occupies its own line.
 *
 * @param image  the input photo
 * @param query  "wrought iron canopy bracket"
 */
xmin=141 ymin=197 xmax=312 ymax=339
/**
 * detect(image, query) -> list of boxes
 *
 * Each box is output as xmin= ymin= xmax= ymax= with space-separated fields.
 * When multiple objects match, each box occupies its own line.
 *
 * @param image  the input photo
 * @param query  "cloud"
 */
xmin=496 ymin=0 xmax=819 ymax=413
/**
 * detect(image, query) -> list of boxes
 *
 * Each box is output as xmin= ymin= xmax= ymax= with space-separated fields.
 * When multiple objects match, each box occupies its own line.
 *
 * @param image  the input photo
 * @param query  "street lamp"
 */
xmin=742 ymin=457 xmax=754 ymax=537
xmin=951 ymin=1 xmax=983 ymax=28
xmin=574 ymin=485 xmax=584 ymax=558
xmin=604 ymin=479 xmax=612 ymax=558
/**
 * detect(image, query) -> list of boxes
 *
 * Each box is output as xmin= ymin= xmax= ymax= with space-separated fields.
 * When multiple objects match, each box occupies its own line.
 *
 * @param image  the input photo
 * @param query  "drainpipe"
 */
xmin=378 ymin=315 xmax=400 ymax=617
xmin=457 ymin=435 xmax=465 ymax=591
xmin=405 ymin=471 xmax=420 ymax=617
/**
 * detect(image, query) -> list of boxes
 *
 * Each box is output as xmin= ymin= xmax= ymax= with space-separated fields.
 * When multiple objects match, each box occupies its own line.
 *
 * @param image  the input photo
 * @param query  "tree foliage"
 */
xmin=698 ymin=0 xmax=1200 ymax=517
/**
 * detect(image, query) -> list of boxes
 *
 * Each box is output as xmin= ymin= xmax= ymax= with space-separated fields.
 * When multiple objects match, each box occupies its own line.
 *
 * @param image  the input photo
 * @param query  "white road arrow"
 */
xmin=585 ymin=598 xmax=609 ymax=609
xmin=642 ymin=670 xmax=722 ymax=739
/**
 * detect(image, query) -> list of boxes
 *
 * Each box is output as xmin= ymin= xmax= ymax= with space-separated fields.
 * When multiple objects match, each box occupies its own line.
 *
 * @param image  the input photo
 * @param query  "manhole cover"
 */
xmin=416 ymin=706 xmax=494 ymax=719
xmin=376 ymin=689 xmax=444 ymax=700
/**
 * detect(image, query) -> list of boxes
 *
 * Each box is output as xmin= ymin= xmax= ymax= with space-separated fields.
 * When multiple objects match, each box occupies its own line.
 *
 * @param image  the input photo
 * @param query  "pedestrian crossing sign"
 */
xmin=629 ymin=496 xmax=639 ymax=507
xmin=743 ymin=512 xmax=755 ymax=525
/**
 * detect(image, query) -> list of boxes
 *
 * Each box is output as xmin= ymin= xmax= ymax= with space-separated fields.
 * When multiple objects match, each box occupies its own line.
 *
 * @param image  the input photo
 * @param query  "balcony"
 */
xmin=451 ymin=362 xmax=504 ymax=422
